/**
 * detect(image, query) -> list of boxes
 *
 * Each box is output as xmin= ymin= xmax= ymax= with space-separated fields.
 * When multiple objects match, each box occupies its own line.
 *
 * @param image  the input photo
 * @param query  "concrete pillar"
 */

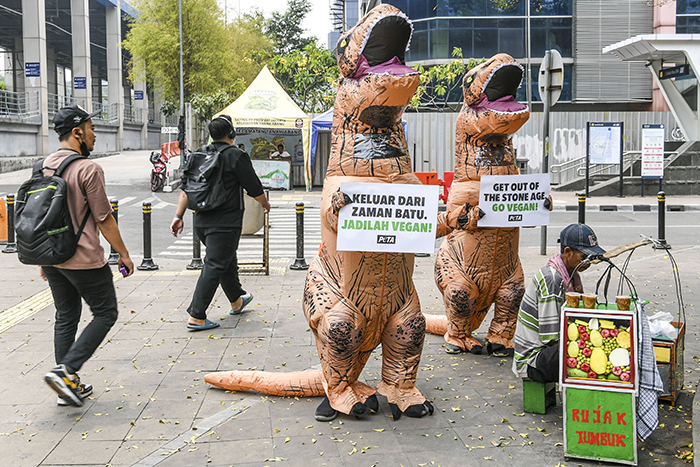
xmin=71 ymin=0 xmax=92 ymax=110
xmin=105 ymin=0 xmax=123 ymax=150
xmin=22 ymin=0 xmax=49 ymax=155
xmin=134 ymin=79 xmax=148 ymax=149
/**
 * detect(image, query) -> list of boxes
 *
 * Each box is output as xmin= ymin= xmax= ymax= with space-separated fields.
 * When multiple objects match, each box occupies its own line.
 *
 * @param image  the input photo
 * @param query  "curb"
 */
xmin=555 ymin=204 xmax=700 ymax=212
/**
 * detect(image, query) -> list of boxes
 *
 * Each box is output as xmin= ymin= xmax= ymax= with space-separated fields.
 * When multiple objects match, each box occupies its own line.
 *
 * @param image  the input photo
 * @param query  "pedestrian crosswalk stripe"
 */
xmin=117 ymin=196 xmax=136 ymax=205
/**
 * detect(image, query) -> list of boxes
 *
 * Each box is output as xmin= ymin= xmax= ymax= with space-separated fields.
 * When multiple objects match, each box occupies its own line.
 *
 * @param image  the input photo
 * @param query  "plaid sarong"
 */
xmin=636 ymin=303 xmax=664 ymax=441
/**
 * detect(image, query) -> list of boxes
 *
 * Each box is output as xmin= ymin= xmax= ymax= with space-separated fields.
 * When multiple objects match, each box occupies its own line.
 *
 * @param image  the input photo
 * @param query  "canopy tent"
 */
xmin=214 ymin=66 xmax=312 ymax=189
xmin=310 ymin=109 xmax=408 ymax=176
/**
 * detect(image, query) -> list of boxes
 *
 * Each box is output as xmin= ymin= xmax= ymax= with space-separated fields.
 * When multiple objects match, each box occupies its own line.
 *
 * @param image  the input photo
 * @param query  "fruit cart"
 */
xmin=560 ymin=302 xmax=640 ymax=465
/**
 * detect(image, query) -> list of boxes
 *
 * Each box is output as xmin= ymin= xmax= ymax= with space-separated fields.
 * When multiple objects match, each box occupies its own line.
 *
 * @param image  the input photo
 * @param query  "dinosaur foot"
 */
xmin=315 ymin=397 xmax=338 ymax=422
xmin=389 ymin=401 xmax=435 ymax=421
xmin=445 ymin=344 xmax=465 ymax=354
xmin=486 ymin=342 xmax=513 ymax=358
xmin=364 ymin=394 xmax=379 ymax=413
xmin=469 ymin=345 xmax=483 ymax=355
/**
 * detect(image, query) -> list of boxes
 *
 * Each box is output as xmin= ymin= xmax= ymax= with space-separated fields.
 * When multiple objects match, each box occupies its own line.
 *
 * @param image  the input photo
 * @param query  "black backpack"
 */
xmin=15 ymin=153 xmax=91 ymax=266
xmin=182 ymin=143 xmax=232 ymax=211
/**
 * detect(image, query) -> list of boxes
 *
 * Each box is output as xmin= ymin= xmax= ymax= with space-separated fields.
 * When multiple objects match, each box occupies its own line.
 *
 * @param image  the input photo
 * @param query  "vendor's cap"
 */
xmin=559 ymin=223 xmax=606 ymax=257
xmin=53 ymin=104 xmax=101 ymax=136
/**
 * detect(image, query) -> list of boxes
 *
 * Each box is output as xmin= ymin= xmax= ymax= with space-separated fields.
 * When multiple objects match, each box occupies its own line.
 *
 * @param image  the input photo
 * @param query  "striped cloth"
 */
xmin=636 ymin=302 xmax=664 ymax=441
xmin=512 ymin=265 xmax=565 ymax=378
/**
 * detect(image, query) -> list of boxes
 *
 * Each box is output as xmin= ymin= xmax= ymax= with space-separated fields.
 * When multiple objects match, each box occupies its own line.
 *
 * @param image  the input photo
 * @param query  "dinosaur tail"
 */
xmin=424 ymin=313 xmax=448 ymax=336
xmin=204 ymin=369 xmax=326 ymax=397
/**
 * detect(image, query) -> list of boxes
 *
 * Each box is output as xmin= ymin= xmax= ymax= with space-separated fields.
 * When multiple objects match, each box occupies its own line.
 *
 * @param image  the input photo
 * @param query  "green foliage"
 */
xmin=191 ymin=88 xmax=242 ymax=122
xmin=264 ymin=0 xmax=316 ymax=55
xmin=123 ymin=0 xmax=269 ymax=112
xmin=257 ymin=43 xmax=338 ymax=113
xmin=160 ymin=100 xmax=178 ymax=117
xmin=489 ymin=0 xmax=522 ymax=11
xmin=410 ymin=48 xmax=484 ymax=111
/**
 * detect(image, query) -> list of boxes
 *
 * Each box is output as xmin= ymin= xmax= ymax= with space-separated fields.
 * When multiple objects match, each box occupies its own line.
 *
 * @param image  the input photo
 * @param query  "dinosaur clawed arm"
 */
xmin=325 ymin=190 xmax=353 ymax=233
xmin=436 ymin=203 xmax=484 ymax=237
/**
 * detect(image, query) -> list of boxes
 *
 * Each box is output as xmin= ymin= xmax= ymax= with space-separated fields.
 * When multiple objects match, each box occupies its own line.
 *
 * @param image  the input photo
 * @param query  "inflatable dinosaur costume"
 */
xmin=205 ymin=5 xmax=434 ymax=422
xmin=427 ymin=54 xmax=530 ymax=356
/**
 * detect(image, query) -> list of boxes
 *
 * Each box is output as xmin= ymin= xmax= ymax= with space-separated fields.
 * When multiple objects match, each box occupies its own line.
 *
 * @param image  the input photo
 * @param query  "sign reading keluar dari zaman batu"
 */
xmin=478 ymin=173 xmax=551 ymax=227
xmin=336 ymin=183 xmax=439 ymax=254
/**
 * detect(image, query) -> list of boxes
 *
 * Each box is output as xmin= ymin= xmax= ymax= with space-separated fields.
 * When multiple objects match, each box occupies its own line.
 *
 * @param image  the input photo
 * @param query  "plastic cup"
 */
xmin=616 ymin=295 xmax=631 ymax=311
xmin=582 ymin=293 xmax=597 ymax=309
xmin=565 ymin=292 xmax=581 ymax=308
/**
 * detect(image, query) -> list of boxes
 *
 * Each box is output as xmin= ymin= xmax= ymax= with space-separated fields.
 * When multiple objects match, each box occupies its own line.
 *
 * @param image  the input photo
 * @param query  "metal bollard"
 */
xmin=290 ymin=202 xmax=309 ymax=270
xmin=107 ymin=199 xmax=120 ymax=264
xmin=187 ymin=212 xmax=203 ymax=270
xmin=654 ymin=191 xmax=671 ymax=250
xmin=577 ymin=192 xmax=586 ymax=225
xmin=2 ymin=194 xmax=18 ymax=254
xmin=137 ymin=201 xmax=159 ymax=270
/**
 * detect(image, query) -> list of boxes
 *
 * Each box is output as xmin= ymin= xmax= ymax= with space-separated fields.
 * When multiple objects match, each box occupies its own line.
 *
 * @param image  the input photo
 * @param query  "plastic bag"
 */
xmin=648 ymin=311 xmax=678 ymax=340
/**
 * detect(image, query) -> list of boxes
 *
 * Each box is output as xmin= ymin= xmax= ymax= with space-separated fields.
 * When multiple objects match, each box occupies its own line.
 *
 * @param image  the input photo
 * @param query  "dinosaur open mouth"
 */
xmin=472 ymin=63 xmax=528 ymax=115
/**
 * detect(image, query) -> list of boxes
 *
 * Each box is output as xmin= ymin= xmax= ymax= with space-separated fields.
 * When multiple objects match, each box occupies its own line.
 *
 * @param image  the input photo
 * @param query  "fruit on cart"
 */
xmin=567 ymin=357 xmax=578 ymax=368
xmin=580 ymin=332 xmax=590 ymax=341
xmin=607 ymin=374 xmax=621 ymax=381
xmin=582 ymin=347 xmax=592 ymax=357
xmin=588 ymin=318 xmax=599 ymax=330
xmin=580 ymin=362 xmax=590 ymax=372
xmin=589 ymin=347 xmax=608 ymax=374
xmin=609 ymin=347 xmax=630 ymax=367
xmin=600 ymin=319 xmax=615 ymax=329
xmin=567 ymin=323 xmax=580 ymax=341
xmin=600 ymin=329 xmax=610 ymax=338
xmin=588 ymin=371 xmax=598 ymax=379
xmin=620 ymin=372 xmax=630 ymax=382
xmin=610 ymin=328 xmax=619 ymax=337
xmin=567 ymin=341 xmax=579 ymax=358
xmin=567 ymin=367 xmax=589 ymax=378
xmin=612 ymin=366 xmax=623 ymax=376
xmin=578 ymin=340 xmax=587 ymax=349
xmin=616 ymin=330 xmax=631 ymax=349
xmin=589 ymin=330 xmax=603 ymax=347
xmin=577 ymin=324 xmax=587 ymax=334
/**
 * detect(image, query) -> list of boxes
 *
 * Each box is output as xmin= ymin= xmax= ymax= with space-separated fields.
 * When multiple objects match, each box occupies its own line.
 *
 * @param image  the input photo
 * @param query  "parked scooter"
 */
xmin=149 ymin=151 xmax=169 ymax=192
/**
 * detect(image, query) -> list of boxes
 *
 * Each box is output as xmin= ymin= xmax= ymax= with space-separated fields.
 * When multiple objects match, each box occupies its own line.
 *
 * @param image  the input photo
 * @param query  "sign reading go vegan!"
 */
xmin=337 ymin=183 xmax=439 ymax=254
xmin=478 ymin=174 xmax=551 ymax=227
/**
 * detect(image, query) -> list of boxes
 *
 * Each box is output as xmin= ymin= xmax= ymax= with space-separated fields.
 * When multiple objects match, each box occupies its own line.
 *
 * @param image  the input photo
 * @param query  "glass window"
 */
xmin=530 ymin=17 xmax=572 ymax=58
xmin=516 ymin=64 xmax=572 ymax=103
xmin=385 ymin=0 xmax=409 ymax=13
xmin=449 ymin=19 xmax=474 ymax=56
xmin=487 ymin=0 xmax=525 ymax=16
xmin=408 ymin=30 xmax=429 ymax=61
xmin=676 ymin=16 xmax=700 ymax=34
xmin=677 ymin=0 xmax=700 ymax=15
xmin=431 ymin=28 xmax=449 ymax=58
xmin=531 ymin=0 xmax=572 ymax=16
xmin=473 ymin=19 xmax=499 ymax=58
xmin=407 ymin=0 xmax=437 ymax=19
xmin=500 ymin=28 xmax=525 ymax=58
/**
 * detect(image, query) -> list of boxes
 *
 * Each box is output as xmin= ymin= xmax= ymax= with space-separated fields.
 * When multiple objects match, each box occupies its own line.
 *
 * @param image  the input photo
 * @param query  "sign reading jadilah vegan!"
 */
xmin=337 ymin=183 xmax=439 ymax=254
xmin=477 ymin=174 xmax=551 ymax=228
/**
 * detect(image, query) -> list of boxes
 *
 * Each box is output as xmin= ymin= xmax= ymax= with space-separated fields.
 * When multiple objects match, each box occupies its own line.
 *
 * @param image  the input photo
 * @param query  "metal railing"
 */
xmin=551 ymin=150 xmax=678 ymax=185
xmin=47 ymin=93 xmax=85 ymax=118
xmin=124 ymin=104 xmax=144 ymax=124
xmin=0 ymin=90 xmax=41 ymax=121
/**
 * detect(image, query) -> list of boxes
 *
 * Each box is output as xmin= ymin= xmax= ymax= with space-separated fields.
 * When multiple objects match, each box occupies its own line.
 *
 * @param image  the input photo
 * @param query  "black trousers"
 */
xmin=43 ymin=264 xmax=118 ymax=374
xmin=187 ymin=227 xmax=245 ymax=320
xmin=526 ymin=342 xmax=560 ymax=384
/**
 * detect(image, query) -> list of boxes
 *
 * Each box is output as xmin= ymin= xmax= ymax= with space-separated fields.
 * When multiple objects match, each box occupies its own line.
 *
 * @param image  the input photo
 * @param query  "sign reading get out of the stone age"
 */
xmin=478 ymin=174 xmax=551 ymax=227
xmin=565 ymin=387 xmax=636 ymax=464
xmin=337 ymin=183 xmax=439 ymax=254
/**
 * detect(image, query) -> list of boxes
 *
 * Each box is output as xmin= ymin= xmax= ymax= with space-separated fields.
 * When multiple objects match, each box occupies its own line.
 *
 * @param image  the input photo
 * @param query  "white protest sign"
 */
xmin=478 ymin=173 xmax=551 ymax=227
xmin=337 ymin=183 xmax=439 ymax=254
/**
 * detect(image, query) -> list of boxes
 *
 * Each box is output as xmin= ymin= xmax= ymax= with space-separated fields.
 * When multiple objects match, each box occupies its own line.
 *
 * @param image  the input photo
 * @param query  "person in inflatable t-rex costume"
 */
xmin=426 ymin=53 xmax=534 ymax=356
xmin=204 ymin=4 xmax=434 ymax=422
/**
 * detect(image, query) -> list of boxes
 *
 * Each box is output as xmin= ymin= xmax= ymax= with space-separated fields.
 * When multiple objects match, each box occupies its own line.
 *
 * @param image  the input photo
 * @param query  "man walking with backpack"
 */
xmin=170 ymin=115 xmax=270 ymax=331
xmin=37 ymin=104 xmax=134 ymax=407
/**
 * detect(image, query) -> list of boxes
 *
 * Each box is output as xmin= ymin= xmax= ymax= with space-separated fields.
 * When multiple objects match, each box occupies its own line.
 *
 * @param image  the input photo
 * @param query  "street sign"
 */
xmin=74 ymin=77 xmax=87 ymax=90
xmin=134 ymin=90 xmax=144 ymax=100
xmin=659 ymin=64 xmax=689 ymax=80
xmin=641 ymin=124 xmax=664 ymax=179
xmin=161 ymin=126 xmax=179 ymax=134
xmin=25 ymin=62 xmax=40 ymax=78
xmin=538 ymin=49 xmax=563 ymax=106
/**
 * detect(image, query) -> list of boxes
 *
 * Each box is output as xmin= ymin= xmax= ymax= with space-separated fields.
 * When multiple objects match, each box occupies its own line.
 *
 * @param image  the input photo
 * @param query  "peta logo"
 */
xmin=377 ymin=235 xmax=396 ymax=244
xmin=508 ymin=214 xmax=523 ymax=222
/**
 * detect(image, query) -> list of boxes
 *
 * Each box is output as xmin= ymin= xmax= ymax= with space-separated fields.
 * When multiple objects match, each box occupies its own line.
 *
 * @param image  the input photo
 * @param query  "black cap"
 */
xmin=559 ymin=223 xmax=606 ymax=257
xmin=53 ymin=104 xmax=101 ymax=136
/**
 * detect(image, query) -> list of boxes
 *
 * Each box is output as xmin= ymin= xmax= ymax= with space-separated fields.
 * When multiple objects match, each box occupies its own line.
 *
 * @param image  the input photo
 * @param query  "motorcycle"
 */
xmin=149 ymin=151 xmax=169 ymax=192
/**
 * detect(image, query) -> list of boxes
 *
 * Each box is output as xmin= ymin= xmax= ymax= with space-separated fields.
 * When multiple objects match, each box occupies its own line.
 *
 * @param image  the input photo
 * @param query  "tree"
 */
xmin=123 ymin=0 xmax=240 ymax=108
xmin=258 ymin=42 xmax=338 ymax=113
xmin=410 ymin=48 xmax=483 ymax=112
xmin=265 ymin=0 xmax=316 ymax=55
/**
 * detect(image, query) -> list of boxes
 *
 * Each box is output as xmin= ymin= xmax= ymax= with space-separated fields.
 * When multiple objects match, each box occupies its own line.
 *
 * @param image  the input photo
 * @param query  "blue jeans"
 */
xmin=187 ymin=227 xmax=245 ymax=320
xmin=43 ymin=264 xmax=118 ymax=374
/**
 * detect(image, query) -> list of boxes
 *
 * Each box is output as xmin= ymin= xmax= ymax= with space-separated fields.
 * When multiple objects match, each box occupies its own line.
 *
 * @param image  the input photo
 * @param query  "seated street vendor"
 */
xmin=512 ymin=223 xmax=606 ymax=383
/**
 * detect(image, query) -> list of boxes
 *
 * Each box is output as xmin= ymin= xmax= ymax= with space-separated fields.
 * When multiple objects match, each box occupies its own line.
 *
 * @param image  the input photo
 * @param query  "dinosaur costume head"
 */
xmin=455 ymin=53 xmax=529 ymax=182
xmin=327 ymin=4 xmax=420 ymax=178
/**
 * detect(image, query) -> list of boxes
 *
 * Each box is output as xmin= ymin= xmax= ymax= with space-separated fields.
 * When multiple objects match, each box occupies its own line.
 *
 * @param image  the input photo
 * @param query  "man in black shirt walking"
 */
xmin=170 ymin=115 xmax=270 ymax=330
